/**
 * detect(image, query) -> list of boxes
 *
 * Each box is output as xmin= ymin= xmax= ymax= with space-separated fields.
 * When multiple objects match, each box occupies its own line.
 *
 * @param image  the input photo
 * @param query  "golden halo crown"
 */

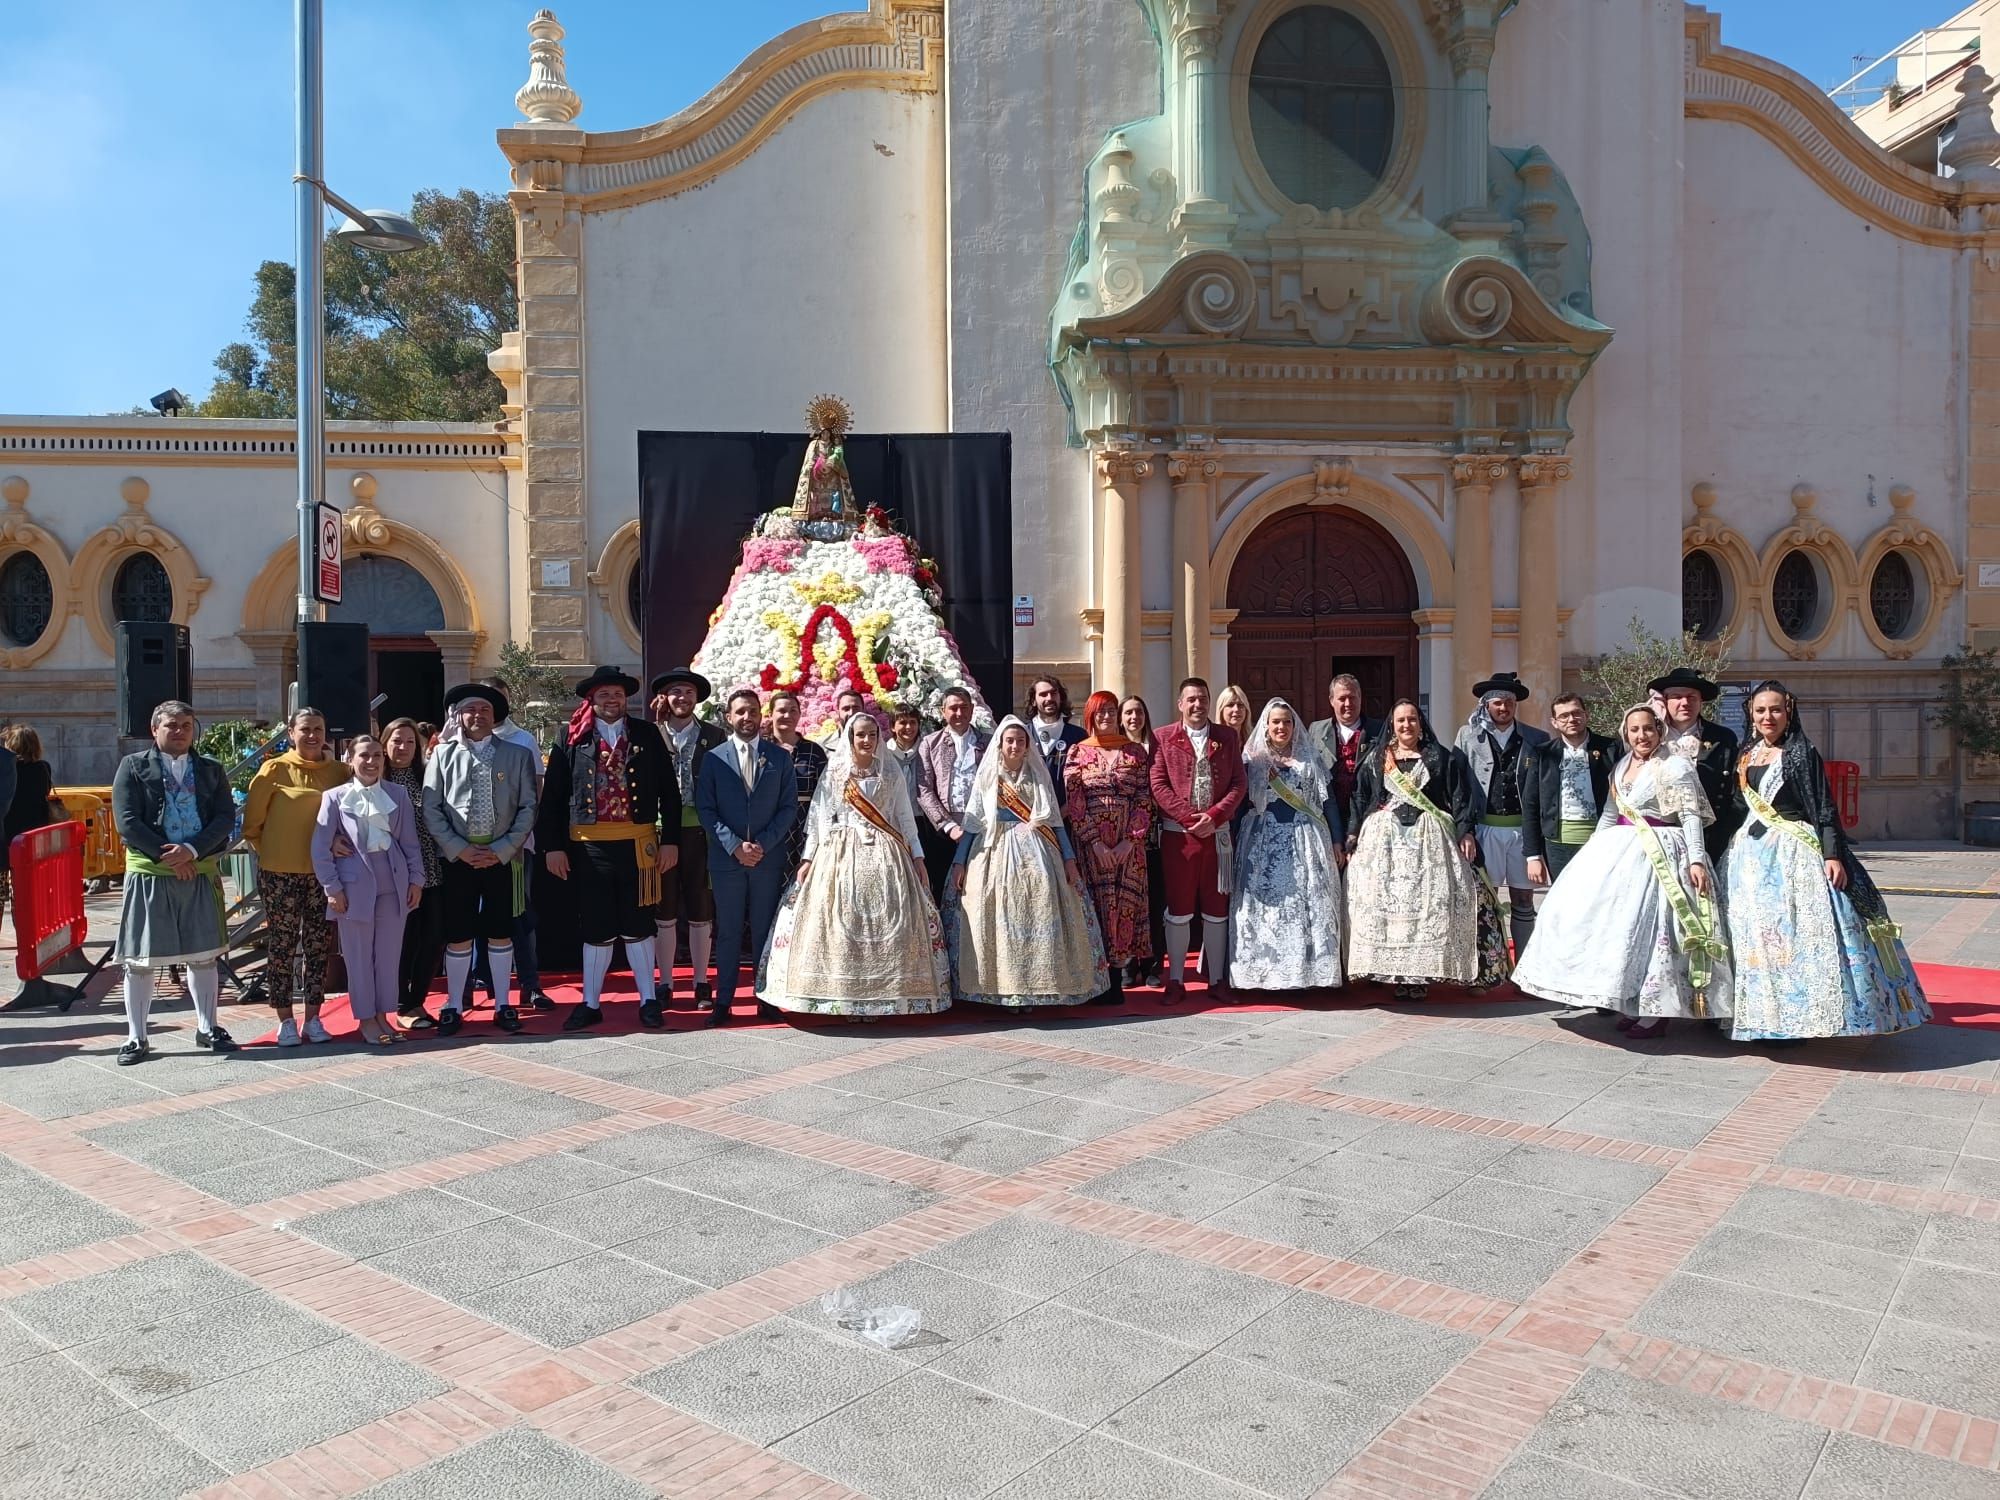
xmin=805 ymin=393 xmax=853 ymax=439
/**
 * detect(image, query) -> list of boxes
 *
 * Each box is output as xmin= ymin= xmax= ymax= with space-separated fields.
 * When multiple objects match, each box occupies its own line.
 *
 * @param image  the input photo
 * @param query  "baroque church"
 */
xmin=1 ymin=0 xmax=1994 ymax=839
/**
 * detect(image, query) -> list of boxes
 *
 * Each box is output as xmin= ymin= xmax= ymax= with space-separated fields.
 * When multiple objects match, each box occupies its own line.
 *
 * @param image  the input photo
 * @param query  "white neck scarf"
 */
xmin=339 ymin=780 xmax=396 ymax=853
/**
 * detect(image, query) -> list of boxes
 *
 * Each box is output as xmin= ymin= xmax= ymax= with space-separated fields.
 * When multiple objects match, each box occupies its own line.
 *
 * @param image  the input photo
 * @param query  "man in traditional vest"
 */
xmin=1149 ymin=676 xmax=1246 ymax=1000
xmin=1455 ymin=672 xmax=1549 ymax=957
xmin=1308 ymin=672 xmax=1381 ymax=835
xmin=422 ymin=683 xmax=538 ymax=1035
xmin=915 ymin=686 xmax=991 ymax=900
xmin=1521 ymin=692 xmax=1618 ymax=884
xmin=109 ymin=700 xmax=239 ymax=1062
xmin=540 ymin=665 xmax=678 ymax=1031
xmin=649 ymin=667 xmax=724 ymax=1013
xmin=1652 ymin=666 xmax=1741 ymax=862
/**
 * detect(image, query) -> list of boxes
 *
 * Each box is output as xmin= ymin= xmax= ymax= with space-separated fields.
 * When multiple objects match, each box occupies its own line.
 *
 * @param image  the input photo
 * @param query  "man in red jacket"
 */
xmin=1148 ymin=677 xmax=1246 ymax=1000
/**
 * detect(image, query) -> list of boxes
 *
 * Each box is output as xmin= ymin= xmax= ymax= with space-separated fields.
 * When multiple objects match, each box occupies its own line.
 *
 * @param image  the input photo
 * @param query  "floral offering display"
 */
xmin=692 ymin=502 xmax=994 ymax=743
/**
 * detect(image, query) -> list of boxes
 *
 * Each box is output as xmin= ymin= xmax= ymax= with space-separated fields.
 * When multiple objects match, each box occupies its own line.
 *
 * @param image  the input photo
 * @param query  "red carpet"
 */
xmin=244 ymin=962 xmax=2000 ymax=1044
xmin=242 ymin=968 xmax=1509 ymax=1045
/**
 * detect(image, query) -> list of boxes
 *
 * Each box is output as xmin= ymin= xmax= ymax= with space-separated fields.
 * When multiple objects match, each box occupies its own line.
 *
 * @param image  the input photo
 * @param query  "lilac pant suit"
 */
xmin=312 ymin=782 xmax=423 ymax=1021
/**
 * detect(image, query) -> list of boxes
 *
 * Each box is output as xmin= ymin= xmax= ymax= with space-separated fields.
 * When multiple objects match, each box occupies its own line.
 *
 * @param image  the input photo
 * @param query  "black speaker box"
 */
xmin=297 ymin=622 xmax=372 ymax=737
xmin=116 ymin=621 xmax=193 ymax=737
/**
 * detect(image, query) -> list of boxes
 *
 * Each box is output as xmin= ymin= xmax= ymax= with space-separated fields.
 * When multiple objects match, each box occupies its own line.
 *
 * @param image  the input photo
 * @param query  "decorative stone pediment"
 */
xmin=1052 ymin=0 xmax=1609 ymax=451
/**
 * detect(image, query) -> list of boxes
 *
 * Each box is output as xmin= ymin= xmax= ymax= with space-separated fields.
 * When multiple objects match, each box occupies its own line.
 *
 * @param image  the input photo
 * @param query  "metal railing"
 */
xmin=1829 ymin=23 xmax=1981 ymax=114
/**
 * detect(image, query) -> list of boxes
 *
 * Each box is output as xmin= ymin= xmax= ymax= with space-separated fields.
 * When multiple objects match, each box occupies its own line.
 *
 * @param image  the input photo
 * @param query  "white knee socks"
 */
xmin=122 ymin=964 xmax=153 ymax=1042
xmin=627 ymin=937 xmax=656 ymax=1000
xmin=188 ymin=964 xmax=220 ymax=1033
xmin=582 ymin=942 xmax=612 ymax=1009
xmin=442 ymin=947 xmax=472 ymax=1013
xmin=654 ymin=921 xmax=676 ymax=988
xmin=1164 ymin=916 xmax=1192 ymax=984
xmin=488 ymin=944 xmax=514 ymax=1010
xmin=1202 ymin=916 xmax=1229 ymax=984
xmin=686 ymin=920 xmax=712 ymax=988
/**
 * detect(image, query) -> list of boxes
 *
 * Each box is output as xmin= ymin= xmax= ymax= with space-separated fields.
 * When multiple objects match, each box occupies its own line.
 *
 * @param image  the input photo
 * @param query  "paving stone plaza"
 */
xmin=3 ymin=855 xmax=2000 ymax=1498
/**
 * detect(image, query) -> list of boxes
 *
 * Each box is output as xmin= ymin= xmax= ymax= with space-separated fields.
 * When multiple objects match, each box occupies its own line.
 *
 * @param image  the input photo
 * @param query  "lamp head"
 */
xmin=334 ymin=211 xmax=424 ymax=253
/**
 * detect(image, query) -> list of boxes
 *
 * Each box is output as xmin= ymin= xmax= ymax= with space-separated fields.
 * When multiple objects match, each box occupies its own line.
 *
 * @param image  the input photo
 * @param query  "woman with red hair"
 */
xmin=1062 ymin=690 xmax=1152 ymax=1005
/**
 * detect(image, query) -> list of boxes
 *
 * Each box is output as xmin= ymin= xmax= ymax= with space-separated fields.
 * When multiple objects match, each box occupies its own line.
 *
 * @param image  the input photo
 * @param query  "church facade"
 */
xmin=3 ymin=0 xmax=1996 ymax=839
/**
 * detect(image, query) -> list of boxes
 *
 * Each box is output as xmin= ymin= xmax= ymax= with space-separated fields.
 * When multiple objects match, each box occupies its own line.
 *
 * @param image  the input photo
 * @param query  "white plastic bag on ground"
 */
xmin=821 ymin=1285 xmax=923 ymax=1349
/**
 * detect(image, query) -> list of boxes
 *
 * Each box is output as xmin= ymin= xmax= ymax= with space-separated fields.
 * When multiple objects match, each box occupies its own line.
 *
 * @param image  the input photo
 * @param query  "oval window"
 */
xmin=1682 ymin=549 xmax=1725 ymax=641
xmin=1771 ymin=550 xmax=1821 ymax=641
xmin=627 ymin=564 xmax=644 ymax=635
xmin=1248 ymin=6 xmax=1396 ymax=211
xmin=0 ymin=552 xmax=55 ymax=648
xmin=112 ymin=552 xmax=174 ymax=623
xmin=1868 ymin=551 xmax=1916 ymax=639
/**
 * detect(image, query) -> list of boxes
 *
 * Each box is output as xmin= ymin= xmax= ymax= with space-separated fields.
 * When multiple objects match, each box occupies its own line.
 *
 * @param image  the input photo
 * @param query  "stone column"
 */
xmin=1451 ymin=456 xmax=1507 ymax=705
xmin=1515 ymin=456 xmax=1570 ymax=708
xmin=426 ymin=630 xmax=490 ymax=690
xmin=1169 ymin=453 xmax=1218 ymax=682
xmin=1428 ymin=2 xmax=1503 ymax=236
xmin=1098 ymin=451 xmax=1152 ymax=698
xmin=1168 ymin=0 xmax=1232 ymax=250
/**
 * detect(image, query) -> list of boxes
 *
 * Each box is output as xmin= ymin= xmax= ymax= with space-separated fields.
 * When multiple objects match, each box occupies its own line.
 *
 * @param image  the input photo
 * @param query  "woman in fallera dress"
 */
xmin=1512 ymin=704 xmax=1730 ymax=1039
xmin=758 ymin=713 xmax=949 ymax=1016
xmin=1723 ymin=680 xmax=1929 ymax=1040
xmin=1229 ymin=699 xmax=1346 ymax=993
xmin=947 ymin=716 xmax=1107 ymax=1008
xmin=1063 ymin=691 xmax=1152 ymax=1006
xmin=1122 ymin=693 xmax=1167 ymax=986
xmin=1344 ymin=700 xmax=1494 ymax=1000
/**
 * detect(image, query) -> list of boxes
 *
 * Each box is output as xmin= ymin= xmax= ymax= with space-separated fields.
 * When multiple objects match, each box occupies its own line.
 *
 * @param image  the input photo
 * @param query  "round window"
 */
xmin=1771 ymin=550 xmax=1822 ymax=641
xmin=1682 ymin=549 xmax=1725 ymax=641
xmin=0 ymin=552 xmax=54 ymax=648
xmin=1868 ymin=550 xmax=1916 ymax=639
xmin=112 ymin=552 xmax=174 ymax=624
xmin=1247 ymin=6 xmax=1396 ymax=211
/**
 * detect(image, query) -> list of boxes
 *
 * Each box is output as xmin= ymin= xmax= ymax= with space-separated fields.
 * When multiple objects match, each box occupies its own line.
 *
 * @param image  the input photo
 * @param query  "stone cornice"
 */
xmin=497 ymin=0 xmax=943 ymax=214
xmin=0 ymin=417 xmax=513 ymax=471
xmin=1683 ymin=6 xmax=1995 ymax=248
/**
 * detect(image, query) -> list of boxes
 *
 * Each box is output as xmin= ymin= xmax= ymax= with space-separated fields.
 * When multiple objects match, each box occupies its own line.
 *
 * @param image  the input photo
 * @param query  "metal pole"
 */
xmin=294 ymin=0 xmax=326 ymax=627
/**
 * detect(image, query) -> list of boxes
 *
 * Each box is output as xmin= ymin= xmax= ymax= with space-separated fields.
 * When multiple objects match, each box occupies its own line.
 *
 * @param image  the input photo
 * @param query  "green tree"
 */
xmin=198 ymin=188 xmax=516 ymax=422
xmin=494 ymin=640 xmax=570 ymax=749
xmin=1581 ymin=615 xmax=1735 ymax=738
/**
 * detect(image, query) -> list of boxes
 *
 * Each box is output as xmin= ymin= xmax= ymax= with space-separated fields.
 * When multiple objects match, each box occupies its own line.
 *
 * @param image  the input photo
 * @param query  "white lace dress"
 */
xmin=1229 ymin=757 xmax=1345 ymax=991
xmin=1345 ymin=757 xmax=1481 ymax=986
xmin=1512 ymin=755 xmax=1732 ymax=1019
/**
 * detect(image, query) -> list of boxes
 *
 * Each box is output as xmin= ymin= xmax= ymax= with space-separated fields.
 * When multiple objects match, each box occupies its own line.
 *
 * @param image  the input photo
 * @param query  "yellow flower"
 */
xmin=790 ymin=570 xmax=862 ymax=607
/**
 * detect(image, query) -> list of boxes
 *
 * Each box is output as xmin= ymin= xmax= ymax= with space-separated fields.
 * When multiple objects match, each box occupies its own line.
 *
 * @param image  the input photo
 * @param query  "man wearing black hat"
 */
xmin=649 ymin=668 xmax=724 ymax=1013
xmin=539 ymin=666 xmax=679 ymax=1030
xmin=1455 ymin=672 xmax=1549 ymax=957
xmin=422 ymin=683 xmax=540 ymax=1034
xmin=1651 ymin=666 xmax=1741 ymax=862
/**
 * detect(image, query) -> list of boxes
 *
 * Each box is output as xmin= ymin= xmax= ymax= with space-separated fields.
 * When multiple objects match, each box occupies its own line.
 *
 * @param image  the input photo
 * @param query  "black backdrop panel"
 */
xmin=635 ymin=432 xmax=1013 ymax=716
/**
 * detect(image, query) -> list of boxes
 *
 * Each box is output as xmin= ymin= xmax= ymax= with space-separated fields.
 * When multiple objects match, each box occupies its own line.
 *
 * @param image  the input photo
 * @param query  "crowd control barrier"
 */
xmin=7 ymin=820 xmax=114 ymax=1011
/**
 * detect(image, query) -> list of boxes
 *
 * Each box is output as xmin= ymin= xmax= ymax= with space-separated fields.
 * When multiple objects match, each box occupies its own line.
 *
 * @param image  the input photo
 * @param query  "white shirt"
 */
xmin=1486 ymin=723 xmax=1517 ymax=750
xmin=1186 ymin=724 xmax=1210 ymax=756
xmin=162 ymin=753 xmax=192 ymax=783
xmin=594 ymin=714 xmax=625 ymax=746
xmin=1032 ymin=716 xmax=1065 ymax=752
xmin=1558 ymin=737 xmax=1595 ymax=822
xmin=734 ymin=734 xmax=759 ymax=790
xmin=1336 ymin=720 xmax=1363 ymax=745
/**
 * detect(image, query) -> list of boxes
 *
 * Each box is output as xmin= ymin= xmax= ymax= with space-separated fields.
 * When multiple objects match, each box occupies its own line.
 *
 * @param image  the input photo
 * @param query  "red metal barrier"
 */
xmin=1826 ymin=760 xmax=1861 ymax=832
xmin=10 ymin=820 xmax=89 ymax=981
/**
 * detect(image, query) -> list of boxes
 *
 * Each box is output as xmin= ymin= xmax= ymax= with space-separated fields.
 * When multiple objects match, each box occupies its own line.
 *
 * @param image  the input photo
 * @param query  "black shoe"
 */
xmin=528 ymin=992 xmax=556 ymax=1012
xmin=653 ymin=981 xmax=676 ymax=1011
xmin=195 ymin=1026 xmax=240 ymax=1053
xmin=494 ymin=1005 xmax=523 ymax=1034
xmin=638 ymin=999 xmax=665 ymax=1029
xmin=694 ymin=982 xmax=713 ymax=1006
xmin=706 ymin=1003 xmax=731 ymax=1028
xmin=435 ymin=1008 xmax=465 ymax=1036
xmin=756 ymin=1002 xmax=782 ymax=1021
xmin=562 ymin=1002 xmax=602 ymax=1032
xmin=117 ymin=1038 xmax=148 ymax=1065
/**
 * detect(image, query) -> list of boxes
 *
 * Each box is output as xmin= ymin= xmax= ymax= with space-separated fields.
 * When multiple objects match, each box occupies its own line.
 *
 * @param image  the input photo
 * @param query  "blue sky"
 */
xmin=3 ymin=1 xmax=1925 ymax=416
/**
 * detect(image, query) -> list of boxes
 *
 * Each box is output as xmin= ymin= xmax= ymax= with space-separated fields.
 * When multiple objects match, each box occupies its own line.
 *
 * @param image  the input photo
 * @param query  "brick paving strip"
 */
xmin=5 ymin=1010 xmax=2000 ymax=1495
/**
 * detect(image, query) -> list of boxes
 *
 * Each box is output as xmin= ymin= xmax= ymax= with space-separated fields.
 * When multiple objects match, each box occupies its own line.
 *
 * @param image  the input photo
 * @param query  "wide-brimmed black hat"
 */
xmin=1472 ymin=672 xmax=1530 ymax=701
xmin=1648 ymin=666 xmax=1719 ymax=701
xmin=444 ymin=682 xmax=509 ymax=721
xmin=575 ymin=664 xmax=641 ymax=698
xmin=648 ymin=667 xmax=712 ymax=701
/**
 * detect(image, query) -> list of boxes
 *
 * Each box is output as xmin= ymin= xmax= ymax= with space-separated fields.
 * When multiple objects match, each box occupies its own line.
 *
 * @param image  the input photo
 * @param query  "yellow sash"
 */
xmin=843 ymin=779 xmax=906 ymax=846
xmin=997 ymin=782 xmax=1062 ymax=856
xmin=570 ymin=821 xmax=662 ymax=906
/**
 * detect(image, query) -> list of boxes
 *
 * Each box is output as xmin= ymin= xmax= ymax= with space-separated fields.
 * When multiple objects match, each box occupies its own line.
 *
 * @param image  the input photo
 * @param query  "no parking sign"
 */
xmin=315 ymin=502 xmax=343 ymax=604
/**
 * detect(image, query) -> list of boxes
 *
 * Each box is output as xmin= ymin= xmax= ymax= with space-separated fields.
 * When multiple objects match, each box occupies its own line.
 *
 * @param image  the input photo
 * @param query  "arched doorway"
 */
xmin=1225 ymin=506 xmax=1417 ymax=719
xmin=326 ymin=556 xmax=446 ymax=727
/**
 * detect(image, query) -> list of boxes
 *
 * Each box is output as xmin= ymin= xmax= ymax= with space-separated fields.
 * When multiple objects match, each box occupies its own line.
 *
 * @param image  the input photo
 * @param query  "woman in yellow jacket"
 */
xmin=243 ymin=707 xmax=351 ymax=1045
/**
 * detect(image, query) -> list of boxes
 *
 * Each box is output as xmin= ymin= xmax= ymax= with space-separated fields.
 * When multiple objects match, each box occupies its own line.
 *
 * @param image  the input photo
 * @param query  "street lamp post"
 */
xmin=292 ymin=0 xmax=422 ymax=628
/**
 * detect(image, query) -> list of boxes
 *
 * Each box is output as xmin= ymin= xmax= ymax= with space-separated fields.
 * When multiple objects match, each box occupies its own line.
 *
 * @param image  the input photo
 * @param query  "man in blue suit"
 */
xmin=696 ymin=687 xmax=798 ymax=1027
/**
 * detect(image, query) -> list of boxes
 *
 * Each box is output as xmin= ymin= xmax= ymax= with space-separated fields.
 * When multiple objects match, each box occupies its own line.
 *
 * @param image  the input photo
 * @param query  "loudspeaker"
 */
xmin=116 ymin=621 xmax=193 ymax=737
xmin=297 ymin=622 xmax=372 ymax=737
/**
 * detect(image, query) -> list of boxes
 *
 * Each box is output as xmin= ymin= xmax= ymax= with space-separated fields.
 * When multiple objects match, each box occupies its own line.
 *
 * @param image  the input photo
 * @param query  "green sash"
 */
xmin=1740 ymin=772 xmax=1906 ymax=981
xmin=468 ymin=834 xmax=527 ymax=918
xmin=1478 ymin=813 xmax=1523 ymax=829
xmin=1609 ymin=777 xmax=1725 ymax=1007
xmin=1556 ymin=819 xmax=1597 ymax=845
xmin=1267 ymin=767 xmax=1328 ymax=835
xmin=126 ymin=849 xmax=227 ymax=929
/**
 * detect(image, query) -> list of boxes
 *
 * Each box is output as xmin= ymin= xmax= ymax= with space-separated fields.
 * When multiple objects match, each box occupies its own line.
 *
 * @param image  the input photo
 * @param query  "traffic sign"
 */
xmin=314 ymin=502 xmax=343 ymax=604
